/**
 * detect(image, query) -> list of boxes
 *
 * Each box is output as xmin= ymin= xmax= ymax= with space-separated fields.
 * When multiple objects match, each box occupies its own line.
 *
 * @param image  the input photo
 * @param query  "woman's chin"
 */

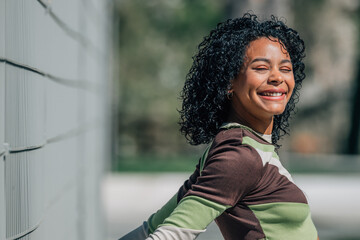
xmin=265 ymin=107 xmax=286 ymax=117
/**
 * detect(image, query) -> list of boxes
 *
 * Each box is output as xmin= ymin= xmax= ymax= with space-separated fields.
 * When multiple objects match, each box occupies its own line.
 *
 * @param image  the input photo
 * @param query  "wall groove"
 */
xmin=0 ymin=57 xmax=102 ymax=92
xmin=5 ymin=218 xmax=41 ymax=240
xmin=8 ymin=144 xmax=45 ymax=154
xmin=36 ymin=0 xmax=101 ymax=57
xmin=4 ymin=120 xmax=103 ymax=154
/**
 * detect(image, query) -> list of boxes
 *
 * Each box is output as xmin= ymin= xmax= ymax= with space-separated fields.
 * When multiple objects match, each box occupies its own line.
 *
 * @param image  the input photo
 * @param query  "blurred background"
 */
xmin=108 ymin=0 xmax=360 ymax=240
xmin=112 ymin=0 xmax=360 ymax=168
xmin=0 ymin=0 xmax=359 ymax=240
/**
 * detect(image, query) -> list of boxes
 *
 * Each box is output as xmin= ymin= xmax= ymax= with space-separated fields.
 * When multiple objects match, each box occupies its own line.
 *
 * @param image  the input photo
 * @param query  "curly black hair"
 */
xmin=179 ymin=13 xmax=306 ymax=147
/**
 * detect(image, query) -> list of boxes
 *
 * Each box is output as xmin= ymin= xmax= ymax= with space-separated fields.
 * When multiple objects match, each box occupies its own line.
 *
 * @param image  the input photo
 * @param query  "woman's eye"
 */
xmin=254 ymin=67 xmax=268 ymax=71
xmin=280 ymin=68 xmax=292 ymax=72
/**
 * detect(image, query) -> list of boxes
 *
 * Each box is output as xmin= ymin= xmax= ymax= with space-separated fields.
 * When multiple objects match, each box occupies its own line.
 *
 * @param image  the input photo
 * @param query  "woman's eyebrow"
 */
xmin=250 ymin=58 xmax=292 ymax=64
xmin=250 ymin=58 xmax=270 ymax=64
xmin=280 ymin=59 xmax=292 ymax=64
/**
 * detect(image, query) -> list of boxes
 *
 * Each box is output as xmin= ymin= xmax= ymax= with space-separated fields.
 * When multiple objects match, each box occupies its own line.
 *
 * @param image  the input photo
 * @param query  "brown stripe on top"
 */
xmin=177 ymin=160 xmax=201 ymax=203
xmin=216 ymin=204 xmax=266 ymax=240
xmin=243 ymin=163 xmax=308 ymax=205
xmin=182 ymin=128 xmax=264 ymax=207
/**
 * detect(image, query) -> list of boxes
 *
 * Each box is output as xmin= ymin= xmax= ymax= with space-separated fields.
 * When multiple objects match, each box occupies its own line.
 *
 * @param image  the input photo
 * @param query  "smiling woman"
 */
xmin=119 ymin=13 xmax=318 ymax=240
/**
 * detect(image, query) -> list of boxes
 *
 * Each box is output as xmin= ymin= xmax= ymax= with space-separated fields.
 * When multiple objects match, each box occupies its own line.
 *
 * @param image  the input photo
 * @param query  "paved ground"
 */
xmin=102 ymin=173 xmax=360 ymax=240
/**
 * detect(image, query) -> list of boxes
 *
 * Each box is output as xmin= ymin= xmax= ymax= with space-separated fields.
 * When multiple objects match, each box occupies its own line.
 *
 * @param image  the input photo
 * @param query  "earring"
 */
xmin=227 ymin=90 xmax=233 ymax=100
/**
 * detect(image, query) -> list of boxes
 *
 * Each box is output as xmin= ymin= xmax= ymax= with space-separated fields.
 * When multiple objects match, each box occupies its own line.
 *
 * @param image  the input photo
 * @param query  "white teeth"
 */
xmin=262 ymin=92 xmax=283 ymax=96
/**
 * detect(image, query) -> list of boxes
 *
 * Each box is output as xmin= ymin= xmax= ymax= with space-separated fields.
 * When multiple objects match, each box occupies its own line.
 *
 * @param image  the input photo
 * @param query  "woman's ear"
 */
xmin=226 ymin=83 xmax=234 ymax=100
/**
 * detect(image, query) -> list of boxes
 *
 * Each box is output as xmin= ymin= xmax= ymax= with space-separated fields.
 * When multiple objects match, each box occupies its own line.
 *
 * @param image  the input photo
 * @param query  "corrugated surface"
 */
xmin=45 ymin=78 xmax=79 ymax=140
xmin=0 ymin=156 xmax=5 ymax=240
xmin=5 ymin=150 xmax=44 ymax=239
xmin=5 ymin=0 xmax=79 ymax=81
xmin=5 ymin=65 xmax=46 ymax=151
xmin=0 ymin=0 xmax=6 ymax=239
xmin=1 ymin=0 xmax=109 ymax=239
xmin=0 ymin=0 xmax=5 ymax=152
xmin=28 ymin=181 xmax=79 ymax=240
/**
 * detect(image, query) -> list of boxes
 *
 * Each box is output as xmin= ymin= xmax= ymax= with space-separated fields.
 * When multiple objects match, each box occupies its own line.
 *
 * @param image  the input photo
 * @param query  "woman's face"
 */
xmin=230 ymin=37 xmax=295 ymax=124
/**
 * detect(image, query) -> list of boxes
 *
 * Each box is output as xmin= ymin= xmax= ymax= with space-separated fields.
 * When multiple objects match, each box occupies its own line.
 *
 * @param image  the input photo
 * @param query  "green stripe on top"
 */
xmin=242 ymin=136 xmax=279 ymax=160
xmin=160 ymin=195 xmax=230 ymax=230
xmin=220 ymin=122 xmax=271 ymax=142
xmin=147 ymin=193 xmax=178 ymax=233
xmin=249 ymin=202 xmax=318 ymax=240
xmin=220 ymin=122 xmax=255 ymax=133
xmin=221 ymin=122 xmax=275 ymax=144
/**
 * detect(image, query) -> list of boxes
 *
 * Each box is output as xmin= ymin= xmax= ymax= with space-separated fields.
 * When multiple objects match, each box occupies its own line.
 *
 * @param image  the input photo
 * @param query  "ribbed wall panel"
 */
xmin=5 ymin=65 xmax=45 ymax=150
xmin=5 ymin=150 xmax=44 ymax=239
xmin=83 ymin=48 xmax=104 ymax=86
xmin=0 ymin=156 xmax=5 ymax=240
xmin=1 ymin=0 xmax=109 ymax=239
xmin=45 ymin=79 xmax=79 ymax=140
xmin=85 ymin=0 xmax=108 ymax=37
xmin=4 ymin=0 xmax=33 ymax=66
xmin=47 ymin=0 xmax=81 ymax=35
xmin=0 ymin=0 xmax=4 ymax=60
xmin=0 ymin=63 xmax=4 ymax=155
xmin=81 ymin=1 xmax=106 ymax=51
xmin=81 ymin=128 xmax=106 ymax=240
xmin=5 ymin=0 xmax=79 ymax=81
xmin=27 ymin=186 xmax=78 ymax=240
xmin=43 ymin=138 xmax=78 ymax=209
xmin=84 ymin=91 xmax=104 ymax=127
xmin=0 ymin=63 xmax=5 ymax=240
xmin=0 ymin=0 xmax=5 ymax=155
xmin=0 ymin=0 xmax=4 ymax=56
xmin=0 ymin=0 xmax=5 ymax=238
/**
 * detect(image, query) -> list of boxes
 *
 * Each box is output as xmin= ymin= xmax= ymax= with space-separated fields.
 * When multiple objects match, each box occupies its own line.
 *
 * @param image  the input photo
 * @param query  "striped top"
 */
xmin=146 ymin=123 xmax=318 ymax=240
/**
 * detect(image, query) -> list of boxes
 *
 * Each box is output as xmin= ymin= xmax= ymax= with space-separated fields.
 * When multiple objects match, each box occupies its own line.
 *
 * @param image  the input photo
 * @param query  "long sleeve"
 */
xmin=147 ymin=193 xmax=178 ymax=233
xmin=118 ymin=193 xmax=179 ymax=240
xmin=146 ymin=195 xmax=227 ymax=239
xmin=146 ymin=132 xmax=263 ymax=240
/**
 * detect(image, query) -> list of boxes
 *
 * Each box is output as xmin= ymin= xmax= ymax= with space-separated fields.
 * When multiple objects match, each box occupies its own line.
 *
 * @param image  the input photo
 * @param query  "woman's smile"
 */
xmin=258 ymin=88 xmax=287 ymax=100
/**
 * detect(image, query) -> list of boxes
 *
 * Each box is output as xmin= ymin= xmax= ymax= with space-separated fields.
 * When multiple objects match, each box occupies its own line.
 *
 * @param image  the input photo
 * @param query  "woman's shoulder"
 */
xmin=208 ymin=126 xmax=275 ymax=166
xmin=213 ymin=125 xmax=271 ymax=148
xmin=207 ymin=127 xmax=265 ymax=165
xmin=203 ymin=128 xmax=265 ymax=180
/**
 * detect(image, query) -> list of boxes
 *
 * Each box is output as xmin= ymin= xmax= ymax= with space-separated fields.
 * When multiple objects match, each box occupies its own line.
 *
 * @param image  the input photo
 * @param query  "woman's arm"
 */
xmin=118 ymin=193 xmax=178 ymax=240
xmin=145 ymin=195 xmax=229 ymax=240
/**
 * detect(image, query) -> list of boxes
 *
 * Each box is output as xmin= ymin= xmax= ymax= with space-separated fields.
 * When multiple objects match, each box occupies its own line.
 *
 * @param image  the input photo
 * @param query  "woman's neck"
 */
xmin=227 ymin=109 xmax=273 ymax=135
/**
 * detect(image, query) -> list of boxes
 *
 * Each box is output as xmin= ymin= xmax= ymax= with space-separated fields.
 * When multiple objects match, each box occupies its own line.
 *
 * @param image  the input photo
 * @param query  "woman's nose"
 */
xmin=268 ymin=69 xmax=283 ymax=84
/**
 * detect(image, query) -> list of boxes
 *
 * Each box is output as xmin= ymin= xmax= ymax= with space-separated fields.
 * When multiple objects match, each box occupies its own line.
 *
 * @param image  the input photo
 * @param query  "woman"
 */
xmin=120 ymin=13 xmax=318 ymax=240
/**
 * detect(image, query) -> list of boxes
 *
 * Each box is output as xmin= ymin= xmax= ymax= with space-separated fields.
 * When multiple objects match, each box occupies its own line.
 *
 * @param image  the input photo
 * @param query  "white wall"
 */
xmin=0 ymin=0 xmax=6 ymax=238
xmin=0 ymin=0 xmax=110 ymax=239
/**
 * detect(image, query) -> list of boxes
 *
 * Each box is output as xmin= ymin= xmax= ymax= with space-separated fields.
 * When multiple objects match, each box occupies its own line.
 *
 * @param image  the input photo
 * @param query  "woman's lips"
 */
xmin=258 ymin=90 xmax=286 ymax=100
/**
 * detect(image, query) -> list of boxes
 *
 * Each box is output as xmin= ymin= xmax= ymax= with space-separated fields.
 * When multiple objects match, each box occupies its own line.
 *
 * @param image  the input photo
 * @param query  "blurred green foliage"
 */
xmin=113 ymin=0 xmax=360 ymax=171
xmin=292 ymin=0 xmax=325 ymax=76
xmin=114 ymin=0 xmax=227 ymax=158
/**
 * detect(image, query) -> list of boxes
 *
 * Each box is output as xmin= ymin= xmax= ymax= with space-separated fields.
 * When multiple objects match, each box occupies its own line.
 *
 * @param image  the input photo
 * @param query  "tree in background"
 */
xmin=113 ymin=0 xmax=227 ymax=158
xmin=347 ymin=4 xmax=360 ymax=154
xmin=291 ymin=0 xmax=359 ymax=154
